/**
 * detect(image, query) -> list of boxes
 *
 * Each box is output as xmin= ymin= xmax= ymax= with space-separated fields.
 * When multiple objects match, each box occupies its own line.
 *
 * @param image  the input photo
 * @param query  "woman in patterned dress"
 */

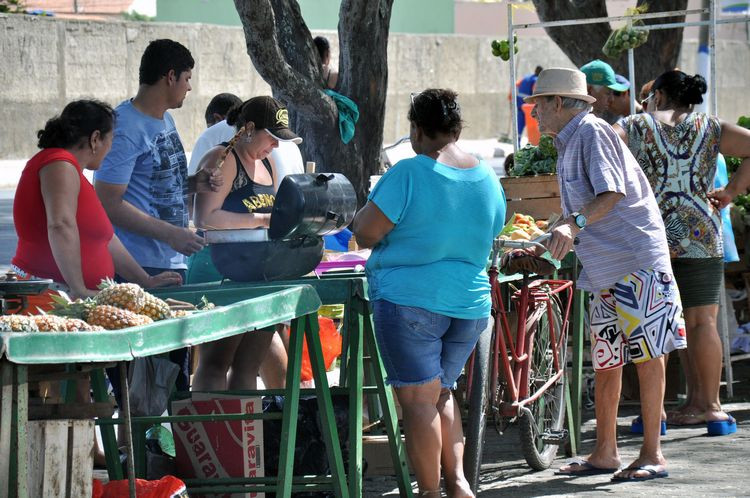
xmin=614 ymin=70 xmax=750 ymax=431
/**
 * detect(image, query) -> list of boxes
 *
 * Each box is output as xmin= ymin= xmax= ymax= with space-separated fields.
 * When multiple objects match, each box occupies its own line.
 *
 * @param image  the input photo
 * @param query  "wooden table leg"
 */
xmin=346 ymin=302 xmax=364 ymax=498
xmin=277 ymin=317 xmax=305 ymax=497
xmin=363 ymin=306 xmax=413 ymax=498
xmin=305 ymin=313 xmax=348 ymax=498
xmin=119 ymin=362 xmax=136 ymax=498
xmin=1 ymin=360 xmax=13 ymax=498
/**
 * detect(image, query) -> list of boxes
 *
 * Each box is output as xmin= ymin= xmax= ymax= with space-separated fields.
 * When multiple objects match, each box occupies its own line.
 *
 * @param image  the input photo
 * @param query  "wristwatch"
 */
xmin=571 ymin=211 xmax=587 ymax=230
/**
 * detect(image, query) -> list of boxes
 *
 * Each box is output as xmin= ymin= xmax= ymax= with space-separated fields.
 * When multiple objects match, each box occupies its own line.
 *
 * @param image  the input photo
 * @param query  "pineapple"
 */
xmin=95 ymin=278 xmax=146 ymax=313
xmin=86 ymin=305 xmax=153 ymax=330
xmin=170 ymin=309 xmax=190 ymax=318
xmin=141 ymin=292 xmax=171 ymax=321
xmin=50 ymin=295 xmax=97 ymax=321
xmin=62 ymin=318 xmax=97 ymax=332
xmin=0 ymin=315 xmax=40 ymax=332
xmin=32 ymin=314 xmax=69 ymax=332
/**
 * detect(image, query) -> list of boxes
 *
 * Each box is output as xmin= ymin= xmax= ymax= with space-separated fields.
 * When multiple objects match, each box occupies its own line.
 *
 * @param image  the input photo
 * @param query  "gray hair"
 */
xmin=542 ymin=95 xmax=592 ymax=112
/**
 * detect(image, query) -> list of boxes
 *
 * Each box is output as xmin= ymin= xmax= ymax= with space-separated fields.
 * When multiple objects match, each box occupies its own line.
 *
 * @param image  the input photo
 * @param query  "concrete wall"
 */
xmin=1 ymin=14 xmax=749 ymax=162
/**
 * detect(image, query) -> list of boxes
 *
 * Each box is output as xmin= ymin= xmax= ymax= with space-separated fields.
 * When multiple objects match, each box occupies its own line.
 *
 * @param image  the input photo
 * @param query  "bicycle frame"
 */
xmin=465 ymin=235 xmax=574 ymax=424
xmin=488 ymin=267 xmax=573 ymax=418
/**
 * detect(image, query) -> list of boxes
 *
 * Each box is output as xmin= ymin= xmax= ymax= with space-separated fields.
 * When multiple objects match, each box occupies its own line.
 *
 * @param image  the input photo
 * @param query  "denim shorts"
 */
xmin=371 ymin=299 xmax=489 ymax=389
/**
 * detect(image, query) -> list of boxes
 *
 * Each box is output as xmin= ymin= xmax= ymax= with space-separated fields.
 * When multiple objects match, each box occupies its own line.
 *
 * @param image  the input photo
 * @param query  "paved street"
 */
xmin=364 ymin=397 xmax=750 ymax=497
xmin=0 ymin=189 xmax=15 ymax=273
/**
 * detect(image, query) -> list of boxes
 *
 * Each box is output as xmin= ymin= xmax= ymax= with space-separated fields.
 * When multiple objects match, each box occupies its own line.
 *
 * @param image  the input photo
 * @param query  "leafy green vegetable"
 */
xmin=726 ymin=116 xmax=749 ymax=175
xmin=510 ymin=135 xmax=558 ymax=176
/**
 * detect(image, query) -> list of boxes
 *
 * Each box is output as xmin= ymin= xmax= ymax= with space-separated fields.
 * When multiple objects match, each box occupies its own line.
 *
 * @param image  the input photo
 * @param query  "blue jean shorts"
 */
xmin=371 ymin=299 xmax=489 ymax=389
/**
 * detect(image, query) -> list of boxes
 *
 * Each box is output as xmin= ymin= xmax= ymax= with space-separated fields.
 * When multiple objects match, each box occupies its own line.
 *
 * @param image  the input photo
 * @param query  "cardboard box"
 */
xmin=500 ymin=175 xmax=561 ymax=221
xmin=363 ymin=435 xmax=412 ymax=476
xmin=171 ymin=397 xmax=264 ymax=497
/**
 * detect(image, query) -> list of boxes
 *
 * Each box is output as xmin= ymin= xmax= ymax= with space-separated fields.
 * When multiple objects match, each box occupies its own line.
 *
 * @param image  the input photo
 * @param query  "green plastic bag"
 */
xmin=602 ymin=5 xmax=649 ymax=58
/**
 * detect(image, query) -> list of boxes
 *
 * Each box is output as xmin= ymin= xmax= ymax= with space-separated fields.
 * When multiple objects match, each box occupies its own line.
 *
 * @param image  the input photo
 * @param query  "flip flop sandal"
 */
xmin=666 ymin=412 xmax=706 ymax=426
xmin=707 ymin=415 xmax=737 ymax=436
xmin=555 ymin=457 xmax=619 ymax=476
xmin=611 ymin=464 xmax=669 ymax=482
xmin=630 ymin=416 xmax=667 ymax=436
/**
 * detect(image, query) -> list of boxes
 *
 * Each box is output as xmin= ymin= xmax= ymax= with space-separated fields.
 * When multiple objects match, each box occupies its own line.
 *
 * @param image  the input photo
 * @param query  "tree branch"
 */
xmin=233 ymin=0 xmax=334 ymax=119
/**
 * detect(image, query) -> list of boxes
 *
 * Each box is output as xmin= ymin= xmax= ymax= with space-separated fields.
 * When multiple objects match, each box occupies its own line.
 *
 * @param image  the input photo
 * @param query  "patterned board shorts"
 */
xmin=589 ymin=268 xmax=687 ymax=371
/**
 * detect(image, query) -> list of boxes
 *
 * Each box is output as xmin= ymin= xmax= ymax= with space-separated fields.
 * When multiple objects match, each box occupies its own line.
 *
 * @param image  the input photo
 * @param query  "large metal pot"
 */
xmin=204 ymin=173 xmax=357 ymax=282
xmin=269 ymin=173 xmax=357 ymax=240
xmin=210 ymin=236 xmax=324 ymax=282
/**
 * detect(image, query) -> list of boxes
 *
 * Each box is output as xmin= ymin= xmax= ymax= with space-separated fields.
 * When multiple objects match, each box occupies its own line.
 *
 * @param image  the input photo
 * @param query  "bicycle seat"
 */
xmin=500 ymin=249 xmax=557 ymax=276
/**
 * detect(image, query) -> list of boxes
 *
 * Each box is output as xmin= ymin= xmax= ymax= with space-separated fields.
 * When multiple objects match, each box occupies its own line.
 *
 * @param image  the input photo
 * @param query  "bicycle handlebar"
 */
xmin=494 ymin=233 xmax=552 ymax=252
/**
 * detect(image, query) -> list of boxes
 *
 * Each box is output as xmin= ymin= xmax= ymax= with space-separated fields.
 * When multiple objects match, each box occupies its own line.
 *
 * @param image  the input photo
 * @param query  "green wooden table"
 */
xmin=0 ymin=284 xmax=353 ymax=498
xmin=171 ymin=275 xmax=413 ymax=498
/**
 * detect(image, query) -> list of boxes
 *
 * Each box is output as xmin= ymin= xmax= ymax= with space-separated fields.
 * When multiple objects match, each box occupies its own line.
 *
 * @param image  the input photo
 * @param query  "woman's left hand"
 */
xmin=708 ymin=187 xmax=733 ymax=210
xmin=143 ymin=271 xmax=183 ymax=289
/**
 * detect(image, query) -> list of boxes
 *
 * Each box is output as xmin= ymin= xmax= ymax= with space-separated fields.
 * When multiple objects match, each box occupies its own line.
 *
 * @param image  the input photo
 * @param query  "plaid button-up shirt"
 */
xmin=555 ymin=111 xmax=671 ymax=291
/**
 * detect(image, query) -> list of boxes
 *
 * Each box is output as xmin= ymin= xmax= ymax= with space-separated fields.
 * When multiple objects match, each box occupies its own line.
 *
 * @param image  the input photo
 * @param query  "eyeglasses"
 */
xmin=641 ymin=92 xmax=655 ymax=106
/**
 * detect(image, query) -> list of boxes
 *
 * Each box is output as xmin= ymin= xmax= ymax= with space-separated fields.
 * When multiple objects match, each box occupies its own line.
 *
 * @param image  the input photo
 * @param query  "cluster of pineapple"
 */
xmin=0 ymin=314 xmax=104 ymax=333
xmin=0 ymin=279 xmax=176 ymax=332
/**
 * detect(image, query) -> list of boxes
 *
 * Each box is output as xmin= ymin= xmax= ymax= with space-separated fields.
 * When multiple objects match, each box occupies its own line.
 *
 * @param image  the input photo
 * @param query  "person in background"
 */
xmin=94 ymin=38 xmax=221 ymax=400
xmin=609 ymin=74 xmax=643 ymax=121
xmin=189 ymin=92 xmax=243 ymax=176
xmin=515 ymin=65 xmax=543 ymax=139
xmin=352 ymin=89 xmax=506 ymax=497
xmin=204 ymin=92 xmax=242 ymax=128
xmin=529 ymin=68 xmax=684 ymax=481
xmin=615 ymin=70 xmax=750 ymax=435
xmin=580 ymin=59 xmax=629 ymax=121
xmin=191 ymin=96 xmax=303 ymax=391
xmin=314 ymin=35 xmax=338 ymax=89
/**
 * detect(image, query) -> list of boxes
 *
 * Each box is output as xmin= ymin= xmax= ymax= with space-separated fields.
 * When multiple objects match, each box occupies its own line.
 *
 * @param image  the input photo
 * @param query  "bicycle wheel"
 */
xmin=464 ymin=321 xmax=493 ymax=493
xmin=519 ymin=295 xmax=568 ymax=470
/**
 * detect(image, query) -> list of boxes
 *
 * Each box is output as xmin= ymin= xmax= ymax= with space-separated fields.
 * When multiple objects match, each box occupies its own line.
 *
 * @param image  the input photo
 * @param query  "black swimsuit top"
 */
xmin=220 ymin=144 xmax=275 ymax=215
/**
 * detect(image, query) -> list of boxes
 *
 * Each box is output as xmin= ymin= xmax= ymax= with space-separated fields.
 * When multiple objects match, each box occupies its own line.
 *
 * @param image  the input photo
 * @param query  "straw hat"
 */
xmin=523 ymin=68 xmax=596 ymax=104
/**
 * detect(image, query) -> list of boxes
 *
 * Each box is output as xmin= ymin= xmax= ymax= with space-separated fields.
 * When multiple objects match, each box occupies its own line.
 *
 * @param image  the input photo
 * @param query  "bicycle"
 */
xmin=463 ymin=234 xmax=574 ymax=491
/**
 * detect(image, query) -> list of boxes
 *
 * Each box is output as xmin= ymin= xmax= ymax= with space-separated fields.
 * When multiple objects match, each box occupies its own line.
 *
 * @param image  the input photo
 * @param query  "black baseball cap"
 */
xmin=244 ymin=96 xmax=302 ymax=144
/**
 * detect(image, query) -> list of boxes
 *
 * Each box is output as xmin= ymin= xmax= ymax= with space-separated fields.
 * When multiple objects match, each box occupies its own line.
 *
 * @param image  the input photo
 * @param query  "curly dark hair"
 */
xmin=407 ymin=88 xmax=464 ymax=139
xmin=652 ymin=70 xmax=707 ymax=107
xmin=37 ymin=99 xmax=114 ymax=149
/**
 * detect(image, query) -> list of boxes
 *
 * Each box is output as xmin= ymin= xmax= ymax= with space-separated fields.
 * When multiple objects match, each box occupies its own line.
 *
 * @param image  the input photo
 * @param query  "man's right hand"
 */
xmin=545 ymin=222 xmax=578 ymax=260
xmin=168 ymin=226 xmax=207 ymax=256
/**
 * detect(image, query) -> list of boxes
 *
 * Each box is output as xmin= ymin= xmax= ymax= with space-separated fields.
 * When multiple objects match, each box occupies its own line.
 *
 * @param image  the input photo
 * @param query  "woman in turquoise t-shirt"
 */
xmin=352 ymin=89 xmax=506 ymax=498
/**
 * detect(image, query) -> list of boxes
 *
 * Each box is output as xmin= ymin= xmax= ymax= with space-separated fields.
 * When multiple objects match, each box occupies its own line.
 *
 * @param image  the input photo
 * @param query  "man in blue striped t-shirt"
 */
xmin=527 ymin=68 xmax=686 ymax=482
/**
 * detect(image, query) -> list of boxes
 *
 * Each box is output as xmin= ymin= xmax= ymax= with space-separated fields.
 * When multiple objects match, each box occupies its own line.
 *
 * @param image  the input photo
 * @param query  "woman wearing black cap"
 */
xmin=190 ymin=96 xmax=302 ymax=391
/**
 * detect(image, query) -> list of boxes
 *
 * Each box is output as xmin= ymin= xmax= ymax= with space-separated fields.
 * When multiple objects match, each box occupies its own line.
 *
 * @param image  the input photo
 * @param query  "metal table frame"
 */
xmin=172 ymin=275 xmax=413 ymax=497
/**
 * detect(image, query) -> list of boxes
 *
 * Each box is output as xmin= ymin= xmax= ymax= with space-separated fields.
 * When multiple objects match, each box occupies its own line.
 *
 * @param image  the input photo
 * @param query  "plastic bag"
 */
xmin=263 ymin=394 xmax=349 ymax=497
xmin=92 ymin=476 xmax=187 ymax=498
xmin=300 ymin=317 xmax=342 ymax=382
xmin=602 ymin=6 xmax=649 ymax=58
xmin=128 ymin=356 xmax=180 ymax=416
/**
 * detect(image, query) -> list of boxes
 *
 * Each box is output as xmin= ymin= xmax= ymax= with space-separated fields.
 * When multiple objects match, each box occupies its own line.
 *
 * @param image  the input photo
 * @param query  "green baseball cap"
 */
xmin=580 ymin=59 xmax=629 ymax=92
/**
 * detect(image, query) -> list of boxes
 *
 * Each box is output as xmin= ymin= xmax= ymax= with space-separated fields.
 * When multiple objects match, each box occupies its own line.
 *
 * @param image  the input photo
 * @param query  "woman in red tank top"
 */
xmin=12 ymin=100 xmax=182 ymax=309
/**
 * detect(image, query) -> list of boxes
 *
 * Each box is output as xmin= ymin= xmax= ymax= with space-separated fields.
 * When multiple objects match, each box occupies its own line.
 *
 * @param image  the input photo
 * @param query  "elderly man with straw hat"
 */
xmin=527 ymin=68 xmax=686 ymax=482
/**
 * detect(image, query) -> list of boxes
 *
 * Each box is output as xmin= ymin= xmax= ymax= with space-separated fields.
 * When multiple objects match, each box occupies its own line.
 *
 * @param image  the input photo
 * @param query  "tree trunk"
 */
xmin=233 ymin=0 xmax=394 ymax=205
xmin=530 ymin=0 xmax=689 ymax=90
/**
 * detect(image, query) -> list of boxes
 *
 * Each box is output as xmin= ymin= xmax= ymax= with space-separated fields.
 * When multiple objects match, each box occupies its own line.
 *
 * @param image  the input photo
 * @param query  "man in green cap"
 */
xmin=580 ymin=59 xmax=630 ymax=119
